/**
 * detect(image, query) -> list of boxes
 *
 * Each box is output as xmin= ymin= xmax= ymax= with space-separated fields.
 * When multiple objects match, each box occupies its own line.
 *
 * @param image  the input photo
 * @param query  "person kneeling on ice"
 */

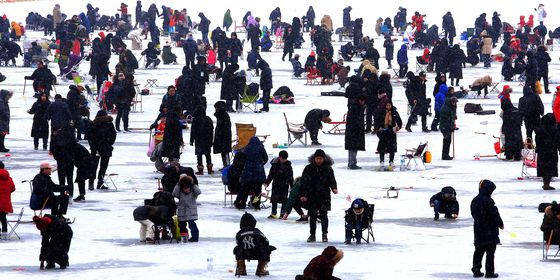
xmin=344 ymin=198 xmax=371 ymax=244
xmin=429 ymin=186 xmax=459 ymax=220
xmin=233 ymin=212 xmax=276 ymax=276
xmin=33 ymin=215 xmax=73 ymax=270
xmin=172 ymin=174 xmax=201 ymax=242
xmin=295 ymin=246 xmax=344 ymax=280
xmin=132 ymin=205 xmax=171 ymax=243
xmin=540 ymin=201 xmax=560 ymax=244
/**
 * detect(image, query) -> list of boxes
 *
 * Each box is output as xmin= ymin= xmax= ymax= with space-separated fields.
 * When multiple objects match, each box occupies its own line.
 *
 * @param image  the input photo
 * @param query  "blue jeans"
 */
xmin=345 ymin=223 xmax=363 ymax=242
xmin=433 ymin=200 xmax=441 ymax=216
xmin=179 ymin=220 xmax=199 ymax=241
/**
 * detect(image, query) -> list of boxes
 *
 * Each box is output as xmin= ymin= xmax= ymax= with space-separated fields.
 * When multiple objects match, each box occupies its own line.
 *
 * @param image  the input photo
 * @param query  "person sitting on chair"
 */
xmin=430 ymin=186 xmax=459 ymax=220
xmin=344 ymin=198 xmax=371 ymax=244
xmin=141 ymin=42 xmax=161 ymax=69
xmin=540 ymin=201 xmax=560 ymax=245
xmin=31 ymin=162 xmax=69 ymax=220
xmin=233 ymin=212 xmax=276 ymax=276
xmin=470 ymin=75 xmax=493 ymax=98
xmin=33 ymin=214 xmax=73 ymax=270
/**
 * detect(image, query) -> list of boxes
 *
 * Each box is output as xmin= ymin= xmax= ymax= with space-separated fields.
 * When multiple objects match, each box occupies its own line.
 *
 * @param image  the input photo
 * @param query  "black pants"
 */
xmin=308 ymin=127 xmax=319 ymax=143
xmin=471 ymin=85 xmax=488 ymax=96
xmin=399 ymin=64 xmax=408 ymax=78
xmin=282 ymin=51 xmax=293 ymax=61
xmin=92 ymin=155 xmax=110 ymax=182
xmin=0 ymin=212 xmax=6 ymax=232
xmin=365 ymin=106 xmax=375 ymax=131
xmin=234 ymin=182 xmax=262 ymax=209
xmin=379 ymin=152 xmax=395 ymax=163
xmin=309 ymin=209 xmax=328 ymax=235
xmin=442 ymin=130 xmax=452 ymax=158
xmin=116 ymin=103 xmax=130 ymax=130
xmin=185 ymin=55 xmax=195 ymax=69
xmin=431 ymin=112 xmax=440 ymax=131
xmin=221 ymin=152 xmax=230 ymax=167
xmin=538 ymin=72 xmax=550 ymax=92
xmin=34 ymin=137 xmax=48 ymax=149
xmin=196 ymin=152 xmax=212 ymax=166
xmin=57 ymin=160 xmax=74 ymax=196
xmin=262 ymin=89 xmax=271 ymax=110
xmin=77 ymin=179 xmax=86 ymax=196
xmin=407 ymin=113 xmax=427 ymax=129
xmin=472 ymin=244 xmax=497 ymax=274
xmin=48 ymin=194 xmax=69 ymax=216
xmin=525 ymin=120 xmax=536 ymax=140
xmin=271 ymin=202 xmax=284 ymax=215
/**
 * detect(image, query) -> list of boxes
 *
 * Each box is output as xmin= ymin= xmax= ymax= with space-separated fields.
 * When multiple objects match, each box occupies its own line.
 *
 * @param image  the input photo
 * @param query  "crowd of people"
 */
xmin=0 ymin=1 xmax=559 ymax=278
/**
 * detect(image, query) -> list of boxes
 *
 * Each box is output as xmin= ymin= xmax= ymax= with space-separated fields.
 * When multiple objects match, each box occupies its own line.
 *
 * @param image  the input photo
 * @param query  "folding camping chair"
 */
xmin=346 ymin=202 xmax=375 ymax=243
xmin=539 ymin=202 xmax=560 ymax=261
xmin=521 ymin=138 xmax=537 ymax=178
xmin=144 ymin=79 xmax=158 ymax=88
xmin=100 ymin=173 xmax=119 ymax=191
xmin=489 ymin=82 xmax=500 ymax=94
xmin=416 ymin=56 xmax=428 ymax=72
xmin=283 ymin=112 xmax=308 ymax=146
xmin=391 ymin=68 xmax=400 ymax=80
xmin=402 ymin=142 xmax=428 ymax=170
xmin=232 ymin=123 xmax=269 ymax=152
xmin=6 ymin=207 xmax=24 ymax=240
xmin=238 ymin=83 xmax=260 ymax=113
xmin=224 ymin=184 xmax=235 ymax=207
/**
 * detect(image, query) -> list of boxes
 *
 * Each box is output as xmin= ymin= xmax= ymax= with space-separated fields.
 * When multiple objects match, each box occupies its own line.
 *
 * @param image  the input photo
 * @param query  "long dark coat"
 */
xmin=536 ymin=114 xmax=560 ymax=178
xmin=74 ymin=143 xmax=93 ymax=181
xmin=448 ymin=45 xmax=466 ymax=80
xmin=161 ymin=113 xmax=183 ymax=159
xmin=344 ymin=100 xmax=365 ymax=151
xmin=220 ymin=64 xmax=239 ymax=100
xmin=213 ymin=109 xmax=232 ymax=154
xmin=29 ymin=98 xmax=50 ymax=138
xmin=501 ymin=100 xmax=523 ymax=155
xmin=374 ymin=107 xmax=402 ymax=153
xmin=0 ymin=90 xmax=11 ymax=134
xmin=300 ymin=155 xmax=337 ymax=211
xmin=470 ymin=181 xmax=503 ymax=247
xmin=240 ymin=137 xmax=268 ymax=184
xmin=265 ymin=158 xmax=294 ymax=204
xmin=87 ymin=115 xmax=116 ymax=157
xmin=518 ymin=87 xmax=544 ymax=130
xmin=38 ymin=214 xmax=73 ymax=266
xmin=190 ymin=108 xmax=214 ymax=155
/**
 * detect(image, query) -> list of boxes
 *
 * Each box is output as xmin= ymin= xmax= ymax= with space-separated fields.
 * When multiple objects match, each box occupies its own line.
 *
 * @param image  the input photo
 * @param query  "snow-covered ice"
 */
xmin=1 ymin=0 xmax=560 ymax=279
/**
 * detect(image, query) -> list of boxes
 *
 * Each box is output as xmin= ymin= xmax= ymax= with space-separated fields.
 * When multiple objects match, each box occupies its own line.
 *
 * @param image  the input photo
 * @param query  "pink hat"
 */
xmin=39 ymin=162 xmax=55 ymax=170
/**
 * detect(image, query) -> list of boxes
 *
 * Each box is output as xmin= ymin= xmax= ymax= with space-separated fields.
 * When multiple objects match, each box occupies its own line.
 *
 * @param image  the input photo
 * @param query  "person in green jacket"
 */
xmin=439 ymin=96 xmax=457 ymax=160
xmin=281 ymin=177 xmax=308 ymax=222
xmin=223 ymin=9 xmax=233 ymax=32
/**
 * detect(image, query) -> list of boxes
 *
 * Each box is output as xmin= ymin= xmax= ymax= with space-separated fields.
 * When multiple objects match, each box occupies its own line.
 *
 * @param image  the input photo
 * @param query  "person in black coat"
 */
xmin=161 ymin=162 xmax=198 ymax=193
xmin=46 ymin=94 xmax=72 ymax=132
xmin=345 ymin=94 xmax=366 ymax=169
xmin=304 ymin=109 xmax=331 ymax=145
xmin=536 ymin=114 xmax=560 ymax=190
xmin=141 ymin=42 xmax=161 ymax=68
xmin=375 ymin=102 xmax=402 ymax=166
xmin=108 ymin=73 xmax=136 ymax=131
xmin=190 ymin=106 xmax=214 ymax=175
xmin=353 ymin=18 xmax=363 ymax=46
xmin=501 ymin=98 xmax=523 ymax=161
xmin=229 ymin=32 xmax=243 ymax=65
xmin=161 ymin=85 xmax=183 ymax=117
xmin=439 ymin=97 xmax=457 ymax=160
xmin=28 ymin=92 xmax=51 ymax=150
xmin=525 ymin=50 xmax=539 ymax=92
xmin=235 ymin=137 xmax=268 ymax=210
xmin=442 ymin=12 xmax=456 ymax=45
xmin=72 ymin=142 xmax=93 ymax=202
xmin=234 ymin=212 xmax=276 ymax=276
xmin=447 ymin=44 xmax=466 ymax=86
xmin=383 ymin=34 xmax=394 ymax=68
xmin=33 ymin=214 xmax=73 ymax=270
xmin=300 ymin=149 xmax=337 ymax=242
xmin=31 ymin=163 xmax=69 ymax=217
xmin=213 ymin=101 xmax=232 ymax=169
xmin=264 ymin=150 xmax=294 ymax=218
xmin=24 ymin=61 xmax=56 ymax=96
xmin=65 ymin=85 xmax=87 ymax=140
xmin=198 ymin=13 xmax=211 ymax=45
xmin=342 ymin=6 xmax=352 ymax=29
xmin=306 ymin=6 xmax=315 ymax=32
xmin=491 ymin=12 xmax=503 ymax=48
xmin=192 ymin=56 xmax=209 ymax=98
xmin=87 ymin=110 xmax=116 ymax=190
xmin=134 ymin=1 xmax=142 ymax=28
xmin=344 ymin=198 xmax=371 ymax=244
xmin=282 ymin=27 xmax=295 ymax=62
xmin=248 ymin=23 xmax=261 ymax=52
xmin=513 ymin=52 xmax=527 ymax=76
xmin=161 ymin=111 xmax=183 ymax=161
xmin=429 ymin=186 xmax=459 ymax=220
xmin=50 ymin=124 xmax=76 ymax=196
xmin=431 ymin=39 xmax=450 ymax=74
xmin=501 ymin=56 xmax=515 ymax=81
xmin=518 ymin=86 xmax=544 ymax=140
xmin=176 ymin=66 xmax=195 ymax=115
xmin=182 ymin=33 xmax=199 ymax=69
xmin=535 ymin=45 xmax=551 ymax=93
xmin=470 ymin=179 xmax=503 ymax=278
xmin=220 ymin=64 xmax=239 ymax=112
xmin=405 ymin=72 xmax=430 ymax=132
xmin=258 ymin=60 xmax=273 ymax=112
xmin=226 ymin=152 xmax=246 ymax=194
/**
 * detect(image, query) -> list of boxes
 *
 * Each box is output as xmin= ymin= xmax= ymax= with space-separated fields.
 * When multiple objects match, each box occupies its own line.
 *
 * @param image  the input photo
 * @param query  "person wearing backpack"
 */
xmin=430 ymin=186 xmax=459 ymax=220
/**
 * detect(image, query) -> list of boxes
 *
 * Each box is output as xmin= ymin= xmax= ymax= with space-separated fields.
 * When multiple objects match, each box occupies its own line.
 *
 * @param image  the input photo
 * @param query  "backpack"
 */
xmin=464 ymin=103 xmax=483 ymax=113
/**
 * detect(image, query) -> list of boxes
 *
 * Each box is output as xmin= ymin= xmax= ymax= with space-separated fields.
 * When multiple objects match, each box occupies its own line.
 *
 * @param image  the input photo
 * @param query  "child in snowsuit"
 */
xmin=172 ymin=174 xmax=201 ymax=242
xmin=234 ymin=212 xmax=276 ymax=276
xmin=429 ymin=186 xmax=459 ymax=220
xmin=344 ymin=198 xmax=371 ymax=244
xmin=33 ymin=214 xmax=73 ymax=270
xmin=264 ymin=150 xmax=294 ymax=218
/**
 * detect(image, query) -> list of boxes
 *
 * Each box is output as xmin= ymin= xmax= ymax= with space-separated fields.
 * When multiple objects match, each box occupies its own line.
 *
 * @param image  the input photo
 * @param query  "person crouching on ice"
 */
xmin=344 ymin=198 xmax=371 ymax=244
xmin=233 ymin=212 xmax=276 ymax=276
xmin=430 ymin=186 xmax=459 ymax=220
xmin=33 ymin=215 xmax=73 ymax=270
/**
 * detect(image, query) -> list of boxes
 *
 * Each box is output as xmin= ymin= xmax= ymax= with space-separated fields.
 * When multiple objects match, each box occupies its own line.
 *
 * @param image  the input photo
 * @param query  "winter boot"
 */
xmin=485 ymin=273 xmax=499 ymax=278
xmin=422 ymin=126 xmax=431 ymax=133
xmin=0 ymin=134 xmax=9 ymax=153
xmin=322 ymin=233 xmax=328 ymax=242
xmin=73 ymin=195 xmax=85 ymax=202
xmin=472 ymin=268 xmax=484 ymax=278
xmin=236 ymin=260 xmax=247 ymax=276
xmin=181 ymin=232 xmax=189 ymax=243
xmin=195 ymin=165 xmax=204 ymax=175
xmin=45 ymin=262 xmax=55 ymax=269
xmin=256 ymin=261 xmax=270 ymax=276
xmin=307 ymin=234 xmax=316 ymax=242
xmin=88 ymin=180 xmax=95 ymax=191
xmin=207 ymin=164 xmax=214 ymax=175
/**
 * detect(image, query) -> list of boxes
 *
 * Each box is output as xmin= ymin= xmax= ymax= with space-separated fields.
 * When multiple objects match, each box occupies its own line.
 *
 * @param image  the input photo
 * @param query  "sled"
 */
xmin=475 ymin=110 xmax=496 ymax=115
xmin=320 ymin=91 xmax=345 ymax=97
xmin=323 ymin=114 xmax=347 ymax=135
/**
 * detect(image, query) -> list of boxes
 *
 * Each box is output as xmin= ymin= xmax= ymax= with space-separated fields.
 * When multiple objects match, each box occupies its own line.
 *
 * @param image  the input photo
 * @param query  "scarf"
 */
xmin=384 ymin=109 xmax=392 ymax=128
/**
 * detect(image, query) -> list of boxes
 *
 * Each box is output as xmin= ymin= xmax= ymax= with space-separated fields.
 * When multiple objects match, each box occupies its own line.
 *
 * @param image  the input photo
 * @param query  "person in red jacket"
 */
xmin=0 ymin=161 xmax=15 ymax=239
xmin=553 ymin=86 xmax=560 ymax=123
xmin=295 ymin=246 xmax=344 ymax=280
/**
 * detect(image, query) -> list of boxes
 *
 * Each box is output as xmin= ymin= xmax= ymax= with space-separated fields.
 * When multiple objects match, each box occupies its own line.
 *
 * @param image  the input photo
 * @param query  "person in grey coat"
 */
xmin=172 ymin=174 xmax=201 ymax=242
xmin=0 ymin=90 xmax=13 ymax=152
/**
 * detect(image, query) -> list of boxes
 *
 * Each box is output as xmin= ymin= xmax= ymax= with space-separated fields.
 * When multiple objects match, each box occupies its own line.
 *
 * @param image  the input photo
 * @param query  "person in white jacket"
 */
xmin=536 ymin=4 xmax=547 ymax=25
